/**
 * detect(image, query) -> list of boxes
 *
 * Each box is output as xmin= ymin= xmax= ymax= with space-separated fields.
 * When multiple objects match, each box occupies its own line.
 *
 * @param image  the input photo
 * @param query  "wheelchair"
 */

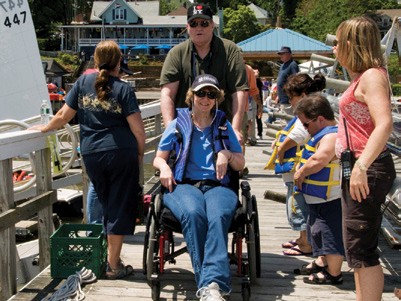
xmin=142 ymin=180 xmax=261 ymax=301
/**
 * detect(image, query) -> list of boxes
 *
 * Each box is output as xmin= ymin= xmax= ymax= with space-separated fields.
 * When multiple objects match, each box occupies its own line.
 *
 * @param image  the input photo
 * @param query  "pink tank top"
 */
xmin=335 ymin=68 xmax=387 ymax=158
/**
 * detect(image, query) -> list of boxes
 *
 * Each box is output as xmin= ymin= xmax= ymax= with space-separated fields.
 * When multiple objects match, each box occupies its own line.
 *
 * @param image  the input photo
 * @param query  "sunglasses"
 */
xmin=303 ymin=118 xmax=317 ymax=128
xmin=194 ymin=90 xmax=217 ymax=99
xmin=189 ymin=20 xmax=210 ymax=28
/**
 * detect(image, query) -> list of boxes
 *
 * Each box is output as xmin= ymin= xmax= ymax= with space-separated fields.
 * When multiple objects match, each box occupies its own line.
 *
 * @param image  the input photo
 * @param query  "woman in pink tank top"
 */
xmin=334 ymin=16 xmax=396 ymax=301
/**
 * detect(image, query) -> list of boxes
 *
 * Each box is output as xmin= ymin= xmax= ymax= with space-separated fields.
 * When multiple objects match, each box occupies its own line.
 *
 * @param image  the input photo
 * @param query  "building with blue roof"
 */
xmin=238 ymin=28 xmax=333 ymax=60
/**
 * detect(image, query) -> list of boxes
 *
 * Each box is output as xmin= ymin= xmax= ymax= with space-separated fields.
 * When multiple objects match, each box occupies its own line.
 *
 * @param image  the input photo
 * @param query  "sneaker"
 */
xmin=257 ymin=134 xmax=263 ymax=140
xmin=196 ymin=282 xmax=225 ymax=301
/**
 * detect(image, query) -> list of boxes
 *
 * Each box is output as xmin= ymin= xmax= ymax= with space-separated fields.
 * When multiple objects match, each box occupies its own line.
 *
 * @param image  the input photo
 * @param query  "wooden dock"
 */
xmin=8 ymin=128 xmax=401 ymax=301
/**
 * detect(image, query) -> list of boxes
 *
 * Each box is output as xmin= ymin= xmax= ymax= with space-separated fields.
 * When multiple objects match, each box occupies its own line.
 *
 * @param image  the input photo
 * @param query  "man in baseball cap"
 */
xmin=159 ymin=2 xmax=248 ymax=147
xmin=277 ymin=46 xmax=292 ymax=54
xmin=276 ymin=46 xmax=299 ymax=113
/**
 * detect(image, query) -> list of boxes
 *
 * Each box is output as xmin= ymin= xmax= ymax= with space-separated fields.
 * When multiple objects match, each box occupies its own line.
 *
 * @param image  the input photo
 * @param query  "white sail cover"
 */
xmin=0 ymin=0 xmax=49 ymax=121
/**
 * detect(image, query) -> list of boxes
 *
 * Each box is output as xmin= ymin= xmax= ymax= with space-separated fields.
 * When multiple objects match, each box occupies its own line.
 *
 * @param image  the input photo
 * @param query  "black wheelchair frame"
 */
xmin=142 ymin=181 xmax=261 ymax=301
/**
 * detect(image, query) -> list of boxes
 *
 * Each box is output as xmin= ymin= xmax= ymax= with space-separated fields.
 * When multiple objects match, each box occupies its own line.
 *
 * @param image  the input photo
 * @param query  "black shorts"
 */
xmin=308 ymin=198 xmax=345 ymax=257
xmin=342 ymin=155 xmax=395 ymax=268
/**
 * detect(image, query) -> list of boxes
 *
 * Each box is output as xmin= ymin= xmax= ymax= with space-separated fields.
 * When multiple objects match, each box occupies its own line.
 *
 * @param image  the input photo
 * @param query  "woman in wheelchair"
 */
xmin=153 ymin=74 xmax=245 ymax=301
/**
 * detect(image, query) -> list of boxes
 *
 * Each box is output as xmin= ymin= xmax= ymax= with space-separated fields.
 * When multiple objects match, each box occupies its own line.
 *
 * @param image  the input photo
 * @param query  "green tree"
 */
xmin=291 ymin=0 xmax=386 ymax=41
xmin=223 ymin=5 xmax=262 ymax=43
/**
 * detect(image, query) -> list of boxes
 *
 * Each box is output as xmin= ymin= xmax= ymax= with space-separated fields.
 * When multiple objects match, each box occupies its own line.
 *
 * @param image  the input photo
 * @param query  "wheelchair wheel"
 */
xmin=245 ymin=194 xmax=258 ymax=284
xmin=151 ymin=279 xmax=161 ymax=301
xmin=145 ymin=194 xmax=162 ymax=282
xmin=241 ymin=282 xmax=251 ymax=301
xmin=143 ymin=201 xmax=153 ymax=275
xmin=146 ymin=215 xmax=157 ymax=281
xmin=252 ymin=195 xmax=262 ymax=278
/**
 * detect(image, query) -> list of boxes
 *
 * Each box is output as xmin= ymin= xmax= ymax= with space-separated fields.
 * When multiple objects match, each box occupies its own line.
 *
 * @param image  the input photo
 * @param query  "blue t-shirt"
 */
xmin=158 ymin=119 xmax=242 ymax=181
xmin=277 ymin=59 xmax=299 ymax=104
xmin=65 ymin=72 xmax=140 ymax=155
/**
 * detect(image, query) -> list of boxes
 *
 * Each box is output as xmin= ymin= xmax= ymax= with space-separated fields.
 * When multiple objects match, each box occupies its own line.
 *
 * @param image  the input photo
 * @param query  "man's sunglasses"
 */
xmin=303 ymin=118 xmax=317 ymax=128
xmin=194 ymin=90 xmax=217 ymax=99
xmin=189 ymin=20 xmax=210 ymax=28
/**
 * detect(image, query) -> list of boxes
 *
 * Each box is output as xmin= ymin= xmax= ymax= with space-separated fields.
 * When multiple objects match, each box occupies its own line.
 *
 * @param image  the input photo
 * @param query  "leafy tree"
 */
xmin=290 ymin=0 xmax=388 ymax=41
xmin=29 ymin=0 xmax=94 ymax=38
xmin=223 ymin=5 xmax=262 ymax=43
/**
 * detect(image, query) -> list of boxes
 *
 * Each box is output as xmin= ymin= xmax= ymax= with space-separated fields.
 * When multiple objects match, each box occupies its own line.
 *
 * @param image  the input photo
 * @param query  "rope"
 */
xmin=41 ymin=267 xmax=97 ymax=301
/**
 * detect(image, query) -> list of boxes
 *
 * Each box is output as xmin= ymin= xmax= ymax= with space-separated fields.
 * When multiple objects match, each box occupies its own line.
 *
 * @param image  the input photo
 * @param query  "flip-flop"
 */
xmin=281 ymin=240 xmax=298 ymax=249
xmin=283 ymin=246 xmax=312 ymax=256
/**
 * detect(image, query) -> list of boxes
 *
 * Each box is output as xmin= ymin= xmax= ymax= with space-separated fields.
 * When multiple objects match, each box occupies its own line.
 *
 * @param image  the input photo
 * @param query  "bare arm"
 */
xmin=276 ymin=137 xmax=297 ymax=164
xmin=231 ymin=90 xmax=247 ymax=144
xmin=294 ymin=133 xmax=336 ymax=188
xmin=160 ymin=81 xmax=179 ymax=127
xmin=216 ymin=150 xmax=245 ymax=180
xmin=29 ymin=103 xmax=76 ymax=132
xmin=350 ymin=69 xmax=393 ymax=202
xmin=127 ymin=112 xmax=146 ymax=159
xmin=153 ymin=150 xmax=176 ymax=192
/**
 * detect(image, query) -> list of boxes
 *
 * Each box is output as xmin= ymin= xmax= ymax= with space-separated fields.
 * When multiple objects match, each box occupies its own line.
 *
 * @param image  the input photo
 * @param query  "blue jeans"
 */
xmin=163 ymin=184 xmax=237 ymax=293
xmin=86 ymin=181 xmax=103 ymax=224
xmin=285 ymin=182 xmax=309 ymax=231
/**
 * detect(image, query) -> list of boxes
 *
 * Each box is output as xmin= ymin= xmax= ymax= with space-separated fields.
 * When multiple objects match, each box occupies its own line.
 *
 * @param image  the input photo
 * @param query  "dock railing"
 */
xmin=0 ymin=100 xmax=163 ymax=300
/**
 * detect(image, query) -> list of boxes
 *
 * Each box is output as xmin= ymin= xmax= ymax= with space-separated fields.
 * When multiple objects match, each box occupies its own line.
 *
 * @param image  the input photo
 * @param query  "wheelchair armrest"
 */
xmin=240 ymin=181 xmax=251 ymax=192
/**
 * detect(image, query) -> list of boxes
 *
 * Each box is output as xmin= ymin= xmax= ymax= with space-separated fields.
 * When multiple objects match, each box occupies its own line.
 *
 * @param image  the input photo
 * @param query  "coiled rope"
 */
xmin=41 ymin=267 xmax=97 ymax=301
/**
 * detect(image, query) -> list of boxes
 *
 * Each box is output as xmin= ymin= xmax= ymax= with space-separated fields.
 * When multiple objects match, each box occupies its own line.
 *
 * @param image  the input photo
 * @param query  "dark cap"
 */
xmin=120 ymin=58 xmax=133 ymax=75
xmin=191 ymin=74 xmax=220 ymax=91
xmin=277 ymin=46 xmax=292 ymax=54
xmin=187 ymin=3 xmax=213 ymax=22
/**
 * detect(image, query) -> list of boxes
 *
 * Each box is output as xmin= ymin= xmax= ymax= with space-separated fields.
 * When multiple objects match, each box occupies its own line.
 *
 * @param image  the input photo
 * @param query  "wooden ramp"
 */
xmin=9 ymin=128 xmax=401 ymax=301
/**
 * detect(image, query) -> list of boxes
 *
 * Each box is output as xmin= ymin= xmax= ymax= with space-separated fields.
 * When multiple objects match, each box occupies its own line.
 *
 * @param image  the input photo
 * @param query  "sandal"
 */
xmin=294 ymin=260 xmax=327 ymax=275
xmin=283 ymin=246 xmax=312 ymax=256
xmin=303 ymin=269 xmax=343 ymax=285
xmin=105 ymin=260 xmax=134 ymax=280
xmin=282 ymin=240 xmax=298 ymax=249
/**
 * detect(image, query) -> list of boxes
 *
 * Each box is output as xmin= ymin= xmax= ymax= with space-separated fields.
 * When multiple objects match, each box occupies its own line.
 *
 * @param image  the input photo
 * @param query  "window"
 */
xmin=114 ymin=8 xmax=126 ymax=21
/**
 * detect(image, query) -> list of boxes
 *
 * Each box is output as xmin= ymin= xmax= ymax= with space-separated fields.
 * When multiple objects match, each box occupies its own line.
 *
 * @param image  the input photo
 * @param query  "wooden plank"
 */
xmin=0 ymin=130 xmax=52 ymax=161
xmin=34 ymin=148 xmax=54 ymax=271
xmin=0 ymin=191 xmax=53 ymax=231
xmin=0 ymin=158 xmax=17 ymax=300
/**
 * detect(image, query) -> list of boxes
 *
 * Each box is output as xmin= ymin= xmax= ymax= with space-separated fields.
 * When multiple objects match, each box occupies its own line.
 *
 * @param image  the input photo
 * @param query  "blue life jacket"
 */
xmin=296 ymin=126 xmax=340 ymax=199
xmin=274 ymin=116 xmax=301 ymax=174
xmin=170 ymin=108 xmax=234 ymax=187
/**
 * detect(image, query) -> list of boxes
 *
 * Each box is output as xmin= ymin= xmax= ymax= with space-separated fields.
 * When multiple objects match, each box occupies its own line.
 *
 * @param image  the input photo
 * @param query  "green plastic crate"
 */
xmin=50 ymin=223 xmax=107 ymax=278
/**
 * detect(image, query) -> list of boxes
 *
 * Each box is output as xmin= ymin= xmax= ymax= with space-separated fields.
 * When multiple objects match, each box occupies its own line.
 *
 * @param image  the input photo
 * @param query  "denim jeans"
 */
xmin=163 ymin=184 xmax=237 ymax=293
xmin=86 ymin=181 xmax=103 ymax=224
xmin=285 ymin=182 xmax=309 ymax=231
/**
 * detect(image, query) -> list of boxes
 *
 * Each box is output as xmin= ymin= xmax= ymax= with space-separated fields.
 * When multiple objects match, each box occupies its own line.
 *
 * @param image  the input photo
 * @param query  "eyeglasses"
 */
xmin=194 ymin=90 xmax=217 ymax=99
xmin=189 ymin=20 xmax=210 ymax=28
xmin=302 ymin=118 xmax=317 ymax=128
xmin=333 ymin=39 xmax=338 ymax=47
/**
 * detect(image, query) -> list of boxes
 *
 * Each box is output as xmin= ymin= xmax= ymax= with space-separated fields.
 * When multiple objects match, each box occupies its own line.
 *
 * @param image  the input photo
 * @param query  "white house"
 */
xmin=59 ymin=0 xmax=219 ymax=56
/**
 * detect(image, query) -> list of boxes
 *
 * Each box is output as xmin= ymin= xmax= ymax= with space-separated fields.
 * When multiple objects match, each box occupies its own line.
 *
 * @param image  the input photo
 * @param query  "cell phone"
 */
xmin=341 ymin=149 xmax=355 ymax=180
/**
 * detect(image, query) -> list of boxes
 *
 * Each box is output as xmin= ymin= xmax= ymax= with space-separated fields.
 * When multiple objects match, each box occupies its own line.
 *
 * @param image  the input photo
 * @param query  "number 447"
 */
xmin=4 ymin=11 xmax=26 ymax=28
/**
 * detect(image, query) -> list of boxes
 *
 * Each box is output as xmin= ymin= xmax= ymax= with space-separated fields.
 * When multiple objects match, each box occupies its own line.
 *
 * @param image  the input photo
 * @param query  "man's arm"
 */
xmin=160 ymin=81 xmax=180 ymax=127
xmin=231 ymin=90 xmax=247 ymax=143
